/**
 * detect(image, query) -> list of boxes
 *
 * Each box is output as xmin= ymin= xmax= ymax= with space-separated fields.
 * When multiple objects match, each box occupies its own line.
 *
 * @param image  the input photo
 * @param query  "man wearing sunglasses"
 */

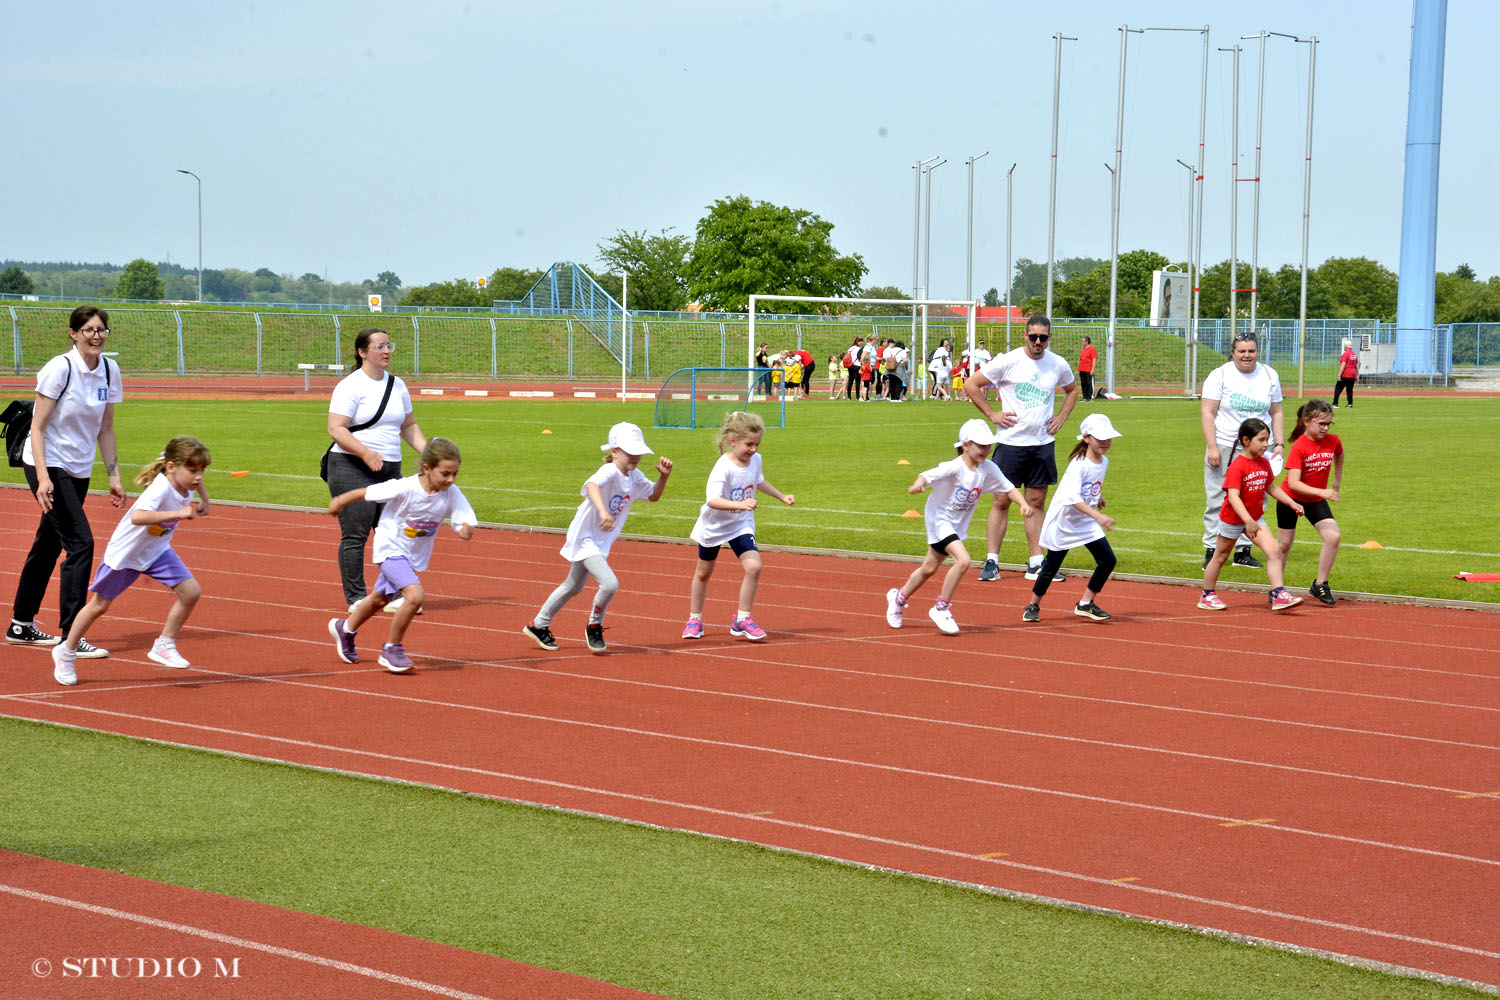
xmin=963 ymin=314 xmax=1080 ymax=582
xmin=1199 ymin=330 xmax=1284 ymax=569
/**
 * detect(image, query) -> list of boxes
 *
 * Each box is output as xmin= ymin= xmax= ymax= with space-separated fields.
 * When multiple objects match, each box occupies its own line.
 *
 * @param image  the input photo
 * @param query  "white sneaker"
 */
xmin=1024 ymin=559 xmax=1065 ymax=583
xmin=52 ymin=645 xmax=77 ymax=686
xmin=885 ymin=588 xmax=905 ymax=628
xmin=147 ymin=638 xmax=191 ymax=669
xmin=928 ymin=605 xmax=960 ymax=635
xmin=382 ymin=596 xmax=422 ymax=615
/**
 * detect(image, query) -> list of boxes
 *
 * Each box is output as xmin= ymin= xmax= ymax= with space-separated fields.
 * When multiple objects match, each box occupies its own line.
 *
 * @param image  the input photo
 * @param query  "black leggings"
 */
xmin=1334 ymin=377 xmax=1355 ymax=406
xmin=1031 ymin=537 xmax=1117 ymax=600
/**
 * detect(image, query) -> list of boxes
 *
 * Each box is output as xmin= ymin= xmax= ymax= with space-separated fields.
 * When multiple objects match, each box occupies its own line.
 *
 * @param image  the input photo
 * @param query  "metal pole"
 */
xmin=912 ymin=155 xmax=939 ymax=350
xmin=965 ymin=151 xmax=990 ymax=303
xmin=1223 ymin=45 xmax=1241 ymax=339
xmin=1106 ymin=26 xmax=1139 ymax=394
xmin=1046 ymin=33 xmax=1076 ymax=319
xmin=176 ymin=169 xmax=202 ymax=302
xmin=1245 ymin=31 xmax=1268 ymax=336
xmin=1177 ymin=159 xmax=1196 ymax=394
xmin=1297 ymin=36 xmax=1318 ymax=398
xmin=1192 ymin=26 xmax=1209 ymax=392
xmin=620 ymin=271 xmax=628 ymax=399
xmin=922 ymin=158 xmax=946 ymax=398
xmin=1005 ymin=163 xmax=1016 ymax=353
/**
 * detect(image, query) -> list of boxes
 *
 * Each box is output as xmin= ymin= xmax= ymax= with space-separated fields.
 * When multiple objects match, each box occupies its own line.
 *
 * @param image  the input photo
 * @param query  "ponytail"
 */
xmin=1290 ymin=399 xmax=1332 ymax=443
xmin=136 ymin=435 xmax=212 ymax=486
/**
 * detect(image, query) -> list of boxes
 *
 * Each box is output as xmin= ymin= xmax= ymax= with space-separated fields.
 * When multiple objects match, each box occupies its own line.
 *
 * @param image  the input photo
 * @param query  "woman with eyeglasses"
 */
xmin=7 ymin=306 xmax=125 ymax=658
xmin=326 ymin=327 xmax=426 ymax=612
xmin=1199 ymin=331 xmax=1284 ymax=570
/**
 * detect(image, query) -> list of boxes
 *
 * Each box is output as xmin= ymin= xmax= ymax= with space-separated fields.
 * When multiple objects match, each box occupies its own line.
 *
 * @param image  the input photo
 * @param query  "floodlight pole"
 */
xmin=1005 ymin=162 xmax=1016 ymax=353
xmin=1046 ymin=33 xmax=1076 ymax=319
xmin=1296 ymin=36 xmax=1318 ymax=398
xmin=1244 ymin=31 xmax=1269 ymax=337
xmin=176 ymin=169 xmax=202 ymax=302
xmin=911 ymin=155 xmax=940 ymax=352
xmin=1106 ymin=26 xmax=1141 ymax=395
xmin=1177 ymin=159 xmax=1196 ymax=394
xmin=964 ymin=151 xmax=989 ymax=302
xmin=1221 ymin=45 xmax=1241 ymax=339
xmin=921 ymin=158 xmax=947 ymax=399
xmin=621 ymin=271 xmax=628 ymax=400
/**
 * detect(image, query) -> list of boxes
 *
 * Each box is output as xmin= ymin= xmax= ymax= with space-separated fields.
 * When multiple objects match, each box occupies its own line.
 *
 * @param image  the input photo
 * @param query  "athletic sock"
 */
xmin=588 ymin=605 xmax=603 ymax=626
xmin=986 ymin=552 xmax=999 ymax=563
xmin=736 ymin=610 xmax=752 ymax=620
xmin=935 ymin=599 xmax=951 ymax=610
xmin=895 ymin=590 xmax=909 ymax=605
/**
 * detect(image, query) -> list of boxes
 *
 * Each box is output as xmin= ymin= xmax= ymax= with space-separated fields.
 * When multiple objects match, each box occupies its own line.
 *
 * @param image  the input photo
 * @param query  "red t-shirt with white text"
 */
xmin=1283 ymin=432 xmax=1342 ymax=498
xmin=1221 ymin=454 xmax=1273 ymax=524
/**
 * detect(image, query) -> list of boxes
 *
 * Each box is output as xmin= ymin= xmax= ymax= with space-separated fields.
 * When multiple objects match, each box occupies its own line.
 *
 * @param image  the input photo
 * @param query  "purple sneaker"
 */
xmin=681 ymin=618 xmax=704 ymax=639
xmin=328 ymin=618 xmax=358 ymax=663
xmin=379 ymin=642 xmax=413 ymax=674
xmin=729 ymin=616 xmax=766 ymax=641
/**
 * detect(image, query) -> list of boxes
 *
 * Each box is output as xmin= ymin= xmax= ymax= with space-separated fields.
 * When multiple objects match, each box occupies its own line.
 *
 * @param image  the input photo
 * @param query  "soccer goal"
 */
xmin=748 ymin=293 xmax=980 ymax=399
xmin=654 ymin=367 xmax=787 ymax=430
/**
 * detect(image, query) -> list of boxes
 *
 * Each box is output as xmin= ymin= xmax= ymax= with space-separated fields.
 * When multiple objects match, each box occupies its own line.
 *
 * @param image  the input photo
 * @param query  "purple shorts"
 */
xmin=375 ymin=556 xmax=420 ymax=598
xmin=89 ymin=549 xmax=193 ymax=601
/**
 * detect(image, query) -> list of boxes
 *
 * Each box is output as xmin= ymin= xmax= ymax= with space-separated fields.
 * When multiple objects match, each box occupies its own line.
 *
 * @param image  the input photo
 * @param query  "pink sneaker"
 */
xmin=1269 ymin=588 xmax=1303 ymax=612
xmin=1197 ymin=590 xmax=1228 ymax=611
xmin=681 ymin=618 xmax=704 ymax=639
xmin=729 ymin=617 xmax=766 ymax=641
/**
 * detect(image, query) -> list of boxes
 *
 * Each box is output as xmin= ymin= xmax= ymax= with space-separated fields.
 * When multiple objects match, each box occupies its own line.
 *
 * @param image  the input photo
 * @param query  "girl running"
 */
xmin=1022 ymin=413 xmax=1121 ymax=623
xmin=523 ymin=423 xmax=672 ymax=655
xmin=886 ymin=419 xmax=1030 ymax=635
xmin=683 ymin=411 xmax=795 ymax=641
xmin=51 ymin=435 xmax=212 ymax=686
xmin=327 ymin=437 xmax=477 ymax=673
xmin=1274 ymin=399 xmax=1345 ymax=605
xmin=1200 ymin=418 xmax=1305 ymax=612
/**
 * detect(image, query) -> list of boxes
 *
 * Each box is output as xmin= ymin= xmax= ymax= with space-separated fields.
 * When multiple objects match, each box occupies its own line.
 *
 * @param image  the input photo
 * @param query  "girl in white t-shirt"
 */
xmin=51 ymin=436 xmax=212 ymax=686
xmin=682 ymin=411 xmax=795 ymax=641
xmin=885 ymin=419 xmax=1030 ymax=635
xmin=1022 ymin=413 xmax=1121 ymax=624
xmin=523 ymin=423 xmax=672 ymax=656
xmin=327 ymin=437 xmax=477 ymax=674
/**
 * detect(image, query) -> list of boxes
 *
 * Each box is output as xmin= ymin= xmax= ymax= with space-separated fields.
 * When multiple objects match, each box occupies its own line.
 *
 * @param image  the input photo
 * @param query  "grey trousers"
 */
xmin=535 ymin=555 xmax=618 ymax=626
xmin=1202 ymin=447 xmax=1253 ymax=552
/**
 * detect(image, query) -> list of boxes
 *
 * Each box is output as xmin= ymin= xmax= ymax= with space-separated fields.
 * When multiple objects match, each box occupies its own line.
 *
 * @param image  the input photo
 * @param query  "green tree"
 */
xmin=0 ymin=266 xmax=35 ymax=294
xmin=250 ymin=267 xmax=282 ymax=294
xmin=1314 ymin=256 xmax=1398 ymax=321
xmin=113 ymin=258 xmax=164 ymax=300
xmin=1114 ymin=249 xmax=1171 ymax=306
xmin=485 ymin=267 xmax=545 ymax=301
xmin=683 ymin=196 xmax=866 ymax=313
xmin=1053 ymin=264 xmax=1142 ymax=318
xmin=1008 ymin=257 xmax=1047 ymax=302
xmin=299 ymin=272 xmax=323 ymax=283
xmin=1055 ymin=256 xmax=1106 ymax=281
xmin=1454 ymin=262 xmax=1477 ymax=282
xmin=201 ymin=268 xmax=249 ymax=302
xmin=401 ymin=278 xmax=487 ymax=308
xmin=596 ymin=229 xmax=691 ymax=311
xmin=983 ymin=287 xmax=1001 ymax=308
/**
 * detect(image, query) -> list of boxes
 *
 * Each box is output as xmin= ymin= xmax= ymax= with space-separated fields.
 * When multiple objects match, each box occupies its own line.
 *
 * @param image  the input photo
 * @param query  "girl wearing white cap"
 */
xmin=885 ymin=419 xmax=1031 ymax=635
xmin=523 ymin=423 xmax=672 ymax=654
xmin=1022 ymin=413 xmax=1122 ymax=623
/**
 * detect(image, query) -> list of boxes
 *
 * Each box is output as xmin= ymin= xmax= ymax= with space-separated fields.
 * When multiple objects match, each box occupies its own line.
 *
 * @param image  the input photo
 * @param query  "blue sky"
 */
xmin=5 ymin=0 xmax=1491 ymax=294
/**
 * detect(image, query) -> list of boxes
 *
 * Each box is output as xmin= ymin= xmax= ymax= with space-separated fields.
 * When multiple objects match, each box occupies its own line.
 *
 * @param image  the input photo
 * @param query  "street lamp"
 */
xmin=911 ymin=155 xmax=940 ymax=349
xmin=176 ymin=169 xmax=202 ymax=302
xmin=921 ymin=158 xmax=947 ymax=396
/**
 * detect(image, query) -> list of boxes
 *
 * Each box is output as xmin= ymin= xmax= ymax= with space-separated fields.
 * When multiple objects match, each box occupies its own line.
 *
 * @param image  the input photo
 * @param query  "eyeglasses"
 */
xmin=371 ymin=343 xmax=396 ymax=351
xmin=1026 ymin=333 xmax=1050 ymax=344
xmin=77 ymin=326 xmax=109 ymax=336
xmin=1312 ymin=418 xmax=1334 ymax=427
xmin=1232 ymin=331 xmax=1258 ymax=343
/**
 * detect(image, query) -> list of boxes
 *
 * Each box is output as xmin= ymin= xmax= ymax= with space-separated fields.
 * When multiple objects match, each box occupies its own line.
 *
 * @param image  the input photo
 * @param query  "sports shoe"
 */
xmin=1073 ymin=601 xmax=1111 ymax=622
xmin=52 ymin=645 xmax=77 ymax=686
xmin=1024 ymin=559 xmax=1064 ymax=583
xmin=1232 ymin=549 xmax=1264 ymax=569
xmin=6 ymin=621 xmax=60 ymax=646
xmin=379 ymin=642 xmax=413 ymax=674
xmin=1269 ymin=588 xmax=1303 ymax=612
xmin=928 ymin=604 xmax=960 ymax=635
xmin=1021 ymin=603 xmax=1041 ymax=623
xmin=585 ymin=623 xmax=608 ymax=654
xmin=681 ymin=618 xmax=704 ymax=640
xmin=147 ymin=638 xmax=191 ymax=669
xmin=977 ymin=558 xmax=1000 ymax=582
xmin=885 ymin=588 xmax=905 ymax=629
xmin=73 ymin=638 xmax=108 ymax=659
xmin=328 ymin=618 xmax=358 ymax=663
xmin=729 ymin=616 xmax=766 ymax=641
xmin=1310 ymin=581 xmax=1336 ymax=606
xmin=382 ymin=596 xmax=422 ymax=615
xmin=1202 ymin=547 xmax=1215 ymax=569
xmin=1197 ymin=590 xmax=1228 ymax=611
xmin=347 ymin=602 xmax=362 ymax=614
xmin=522 ymin=622 xmax=559 ymax=651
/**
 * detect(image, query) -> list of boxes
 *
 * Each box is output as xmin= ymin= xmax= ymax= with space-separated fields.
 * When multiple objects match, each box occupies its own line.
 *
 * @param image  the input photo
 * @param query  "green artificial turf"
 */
xmin=2 ymin=393 xmax=1491 ymax=603
xmin=0 ymin=718 xmax=1482 ymax=999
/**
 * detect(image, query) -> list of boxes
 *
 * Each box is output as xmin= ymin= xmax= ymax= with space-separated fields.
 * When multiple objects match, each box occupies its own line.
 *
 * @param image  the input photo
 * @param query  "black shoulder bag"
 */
xmin=2 ymin=356 xmax=111 ymax=469
xmin=320 ymin=374 xmax=396 ymax=483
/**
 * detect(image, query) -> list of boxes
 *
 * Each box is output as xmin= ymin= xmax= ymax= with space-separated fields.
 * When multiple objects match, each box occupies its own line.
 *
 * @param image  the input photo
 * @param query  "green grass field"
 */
xmin=4 ymin=392 xmax=1492 ymax=603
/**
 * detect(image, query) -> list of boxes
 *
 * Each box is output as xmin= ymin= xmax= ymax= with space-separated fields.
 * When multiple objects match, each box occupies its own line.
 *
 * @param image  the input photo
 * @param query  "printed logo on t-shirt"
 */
xmin=97 ymin=387 xmax=108 ymax=401
xmin=951 ymin=486 xmax=983 ymax=509
xmin=728 ymin=485 xmax=754 ymax=502
xmin=1239 ymin=469 xmax=1269 ymax=494
xmin=146 ymin=524 xmax=174 ymax=537
xmin=403 ymin=519 xmax=440 ymax=538
xmin=1080 ymin=480 xmax=1103 ymax=507
xmin=1013 ymin=375 xmax=1051 ymax=408
xmin=607 ymin=493 xmax=633 ymax=514
xmin=1226 ymin=391 xmax=1268 ymax=414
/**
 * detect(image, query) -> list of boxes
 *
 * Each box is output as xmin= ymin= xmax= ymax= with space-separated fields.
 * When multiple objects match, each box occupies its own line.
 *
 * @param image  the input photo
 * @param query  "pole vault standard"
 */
xmin=911 ymin=155 xmax=940 ymax=352
xmin=1105 ymin=25 xmax=1144 ymax=395
xmin=1221 ymin=43 xmax=1242 ymax=338
xmin=1045 ymin=32 xmax=1076 ymax=320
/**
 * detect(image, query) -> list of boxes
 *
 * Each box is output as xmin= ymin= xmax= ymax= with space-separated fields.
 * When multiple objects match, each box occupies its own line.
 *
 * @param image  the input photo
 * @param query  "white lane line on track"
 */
xmin=0 ymin=883 xmax=497 ymax=1000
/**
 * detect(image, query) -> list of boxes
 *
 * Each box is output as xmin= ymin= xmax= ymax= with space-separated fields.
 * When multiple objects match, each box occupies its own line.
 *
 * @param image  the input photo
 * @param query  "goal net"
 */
xmin=653 ymin=368 xmax=787 ymax=430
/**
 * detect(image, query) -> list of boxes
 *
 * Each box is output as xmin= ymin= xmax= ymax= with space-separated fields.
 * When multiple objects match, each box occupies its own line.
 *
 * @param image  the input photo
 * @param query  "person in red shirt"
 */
xmin=1334 ymin=339 xmax=1358 ymax=407
xmin=1078 ymin=336 xmax=1098 ymax=401
xmin=1272 ymin=399 xmax=1345 ymax=605
xmin=793 ymin=348 xmax=815 ymax=398
xmin=1199 ymin=417 xmax=1304 ymax=611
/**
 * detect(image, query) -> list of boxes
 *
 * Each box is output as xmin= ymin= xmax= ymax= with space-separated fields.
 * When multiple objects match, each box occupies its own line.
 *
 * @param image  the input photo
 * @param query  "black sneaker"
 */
xmin=977 ymin=558 xmax=1000 ymax=582
xmin=585 ymin=624 xmax=607 ymax=654
xmin=1202 ymin=547 xmax=1215 ymax=569
xmin=1073 ymin=601 xmax=1111 ymax=622
xmin=1310 ymin=581 xmax=1336 ymax=606
xmin=1022 ymin=603 xmax=1041 ymax=623
xmin=522 ymin=622 xmax=559 ymax=651
xmin=73 ymin=637 xmax=109 ymax=659
xmin=6 ymin=621 xmax=60 ymax=646
xmin=1231 ymin=549 xmax=1264 ymax=569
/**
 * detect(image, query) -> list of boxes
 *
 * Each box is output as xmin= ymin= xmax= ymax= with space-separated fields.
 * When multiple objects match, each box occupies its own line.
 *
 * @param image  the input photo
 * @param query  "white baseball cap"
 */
xmin=602 ymin=422 xmax=653 ymax=456
xmin=954 ymin=418 xmax=1000 ymax=448
xmin=1077 ymin=413 xmax=1123 ymax=441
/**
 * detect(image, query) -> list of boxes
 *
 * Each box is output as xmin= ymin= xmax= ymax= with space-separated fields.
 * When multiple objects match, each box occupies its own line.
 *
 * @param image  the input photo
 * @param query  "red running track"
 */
xmin=2 ymin=493 xmax=1497 ymax=990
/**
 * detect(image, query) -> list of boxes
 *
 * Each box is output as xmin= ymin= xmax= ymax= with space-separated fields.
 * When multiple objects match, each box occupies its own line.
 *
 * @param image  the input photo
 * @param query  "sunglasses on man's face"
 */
xmin=1026 ymin=333 xmax=1050 ymax=344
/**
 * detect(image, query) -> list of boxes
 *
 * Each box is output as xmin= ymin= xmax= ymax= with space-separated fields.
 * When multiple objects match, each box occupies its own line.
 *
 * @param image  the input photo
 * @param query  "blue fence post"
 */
xmin=412 ymin=317 xmax=421 ymax=375
xmin=8 ymin=306 xmax=18 ymax=374
xmin=254 ymin=312 xmax=263 ymax=375
xmin=566 ymin=319 xmax=574 ymax=378
xmin=643 ymin=321 xmax=651 ymax=380
xmin=490 ymin=319 xmax=497 ymax=379
xmin=174 ymin=312 xmax=185 ymax=375
xmin=332 ymin=316 xmax=341 ymax=367
xmin=720 ymin=323 xmax=727 ymax=368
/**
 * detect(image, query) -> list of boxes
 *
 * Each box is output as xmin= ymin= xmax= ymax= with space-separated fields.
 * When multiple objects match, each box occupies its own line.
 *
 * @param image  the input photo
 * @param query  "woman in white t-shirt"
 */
xmin=1198 ymin=331 xmax=1283 ymax=570
xmin=1023 ymin=413 xmax=1121 ymax=624
xmin=8 ymin=306 xmax=124 ymax=659
xmin=326 ymin=327 xmax=426 ymax=611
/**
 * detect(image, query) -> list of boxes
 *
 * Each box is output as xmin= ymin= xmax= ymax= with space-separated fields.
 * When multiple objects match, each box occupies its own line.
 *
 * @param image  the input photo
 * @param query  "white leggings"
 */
xmin=535 ymin=555 xmax=618 ymax=626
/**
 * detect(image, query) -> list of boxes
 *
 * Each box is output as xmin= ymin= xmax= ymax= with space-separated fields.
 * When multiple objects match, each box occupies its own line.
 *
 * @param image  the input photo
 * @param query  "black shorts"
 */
xmin=929 ymin=533 xmax=962 ymax=557
xmin=994 ymin=443 xmax=1058 ymax=490
xmin=697 ymin=533 xmax=758 ymax=562
xmin=1275 ymin=498 xmax=1334 ymax=529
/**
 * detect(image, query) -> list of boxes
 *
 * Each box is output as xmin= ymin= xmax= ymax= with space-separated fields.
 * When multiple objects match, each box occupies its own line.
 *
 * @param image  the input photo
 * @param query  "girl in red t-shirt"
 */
xmin=1273 ymin=399 xmax=1344 ymax=605
xmin=1200 ymin=417 xmax=1304 ymax=611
